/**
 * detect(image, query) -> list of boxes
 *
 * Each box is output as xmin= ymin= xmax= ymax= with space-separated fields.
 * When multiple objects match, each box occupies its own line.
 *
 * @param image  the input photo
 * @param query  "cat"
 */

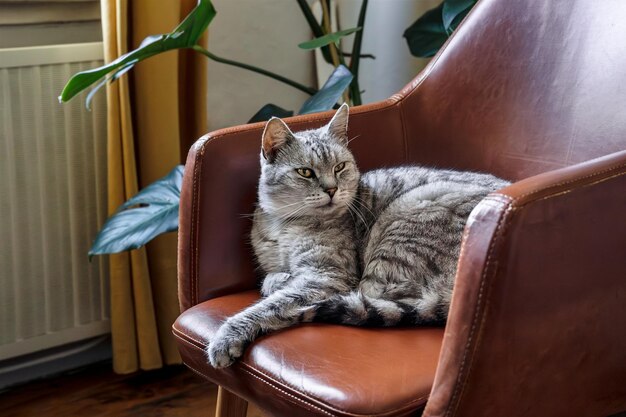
xmin=206 ymin=103 xmax=510 ymax=368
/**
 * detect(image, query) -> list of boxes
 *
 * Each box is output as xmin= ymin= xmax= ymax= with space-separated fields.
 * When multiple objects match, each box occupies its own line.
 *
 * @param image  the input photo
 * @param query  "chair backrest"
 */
xmin=396 ymin=0 xmax=626 ymax=181
xmin=179 ymin=0 xmax=626 ymax=312
xmin=406 ymin=0 xmax=626 ymax=415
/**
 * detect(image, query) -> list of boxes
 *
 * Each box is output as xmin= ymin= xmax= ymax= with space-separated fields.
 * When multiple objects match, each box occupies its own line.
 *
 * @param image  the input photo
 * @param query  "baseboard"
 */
xmin=0 ymin=335 xmax=112 ymax=391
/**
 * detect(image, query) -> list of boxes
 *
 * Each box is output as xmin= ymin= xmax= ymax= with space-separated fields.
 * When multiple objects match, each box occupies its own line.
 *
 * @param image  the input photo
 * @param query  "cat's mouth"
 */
xmin=319 ymin=199 xmax=344 ymax=211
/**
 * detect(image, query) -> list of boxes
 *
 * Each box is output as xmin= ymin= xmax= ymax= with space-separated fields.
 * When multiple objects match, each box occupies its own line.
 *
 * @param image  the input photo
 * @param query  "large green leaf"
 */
xmin=403 ymin=3 xmax=448 ymax=58
xmin=59 ymin=0 xmax=216 ymax=107
xmin=248 ymin=104 xmax=294 ymax=123
xmin=298 ymin=65 xmax=353 ymax=114
xmin=89 ymin=166 xmax=184 ymax=257
xmin=295 ymin=0 xmax=333 ymax=64
xmin=442 ymin=0 xmax=476 ymax=32
xmin=298 ymin=27 xmax=362 ymax=50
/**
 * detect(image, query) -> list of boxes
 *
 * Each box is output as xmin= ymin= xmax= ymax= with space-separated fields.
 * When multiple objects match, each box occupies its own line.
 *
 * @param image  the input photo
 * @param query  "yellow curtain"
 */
xmin=101 ymin=0 xmax=207 ymax=374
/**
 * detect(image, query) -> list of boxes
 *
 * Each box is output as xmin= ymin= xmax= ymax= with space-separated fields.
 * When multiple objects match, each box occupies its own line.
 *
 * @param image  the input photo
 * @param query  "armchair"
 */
xmin=173 ymin=0 xmax=626 ymax=415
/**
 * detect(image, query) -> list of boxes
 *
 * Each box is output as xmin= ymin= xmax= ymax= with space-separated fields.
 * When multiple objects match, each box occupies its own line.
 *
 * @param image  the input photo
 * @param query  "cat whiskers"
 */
xmin=265 ymin=204 xmax=308 ymax=236
xmin=346 ymin=134 xmax=361 ymax=145
xmin=239 ymin=201 xmax=302 ymax=219
xmin=350 ymin=195 xmax=376 ymax=219
xmin=347 ymin=201 xmax=371 ymax=238
xmin=274 ymin=201 xmax=306 ymax=213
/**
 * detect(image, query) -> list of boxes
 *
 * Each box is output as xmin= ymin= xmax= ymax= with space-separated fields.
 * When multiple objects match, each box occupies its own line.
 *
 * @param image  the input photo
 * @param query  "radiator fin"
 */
xmin=0 ymin=52 xmax=110 ymax=360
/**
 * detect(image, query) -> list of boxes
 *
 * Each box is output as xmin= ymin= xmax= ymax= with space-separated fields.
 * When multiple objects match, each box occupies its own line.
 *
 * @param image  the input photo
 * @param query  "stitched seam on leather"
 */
xmin=452 ymin=194 xmax=513 ymax=290
xmin=174 ymin=334 xmax=337 ymax=416
xmin=201 ymin=103 xmax=397 ymax=143
xmin=394 ymin=0 xmax=484 ymax=102
xmin=450 ymin=196 xmax=509 ymax=301
xmin=444 ymin=198 xmax=513 ymax=417
xmin=189 ymin=364 xmax=312 ymax=413
xmin=173 ymin=330 xmax=335 ymax=414
xmin=173 ymin=327 xmax=428 ymax=416
xmin=189 ymin=146 xmax=202 ymax=307
xmin=241 ymin=366 xmax=429 ymax=417
xmin=397 ymin=102 xmax=409 ymax=164
xmin=172 ymin=326 xmax=205 ymax=349
xmin=453 ymin=209 xmax=515 ymax=417
xmin=240 ymin=361 xmax=429 ymax=417
xmin=239 ymin=368 xmax=336 ymax=416
xmin=442 ymin=166 xmax=623 ymax=416
xmin=500 ymin=161 xmax=626 ymax=205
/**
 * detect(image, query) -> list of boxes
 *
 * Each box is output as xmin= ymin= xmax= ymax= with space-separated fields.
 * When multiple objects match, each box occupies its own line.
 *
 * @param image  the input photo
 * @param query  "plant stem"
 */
xmin=349 ymin=0 xmax=368 ymax=105
xmin=320 ymin=0 xmax=341 ymax=68
xmin=342 ymin=52 xmax=375 ymax=59
xmin=296 ymin=0 xmax=333 ymax=64
xmin=191 ymin=45 xmax=318 ymax=96
xmin=320 ymin=0 xmax=351 ymax=104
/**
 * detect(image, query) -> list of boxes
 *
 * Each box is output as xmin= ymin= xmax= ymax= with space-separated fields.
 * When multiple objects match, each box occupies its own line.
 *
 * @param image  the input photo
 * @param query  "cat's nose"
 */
xmin=324 ymin=187 xmax=337 ymax=198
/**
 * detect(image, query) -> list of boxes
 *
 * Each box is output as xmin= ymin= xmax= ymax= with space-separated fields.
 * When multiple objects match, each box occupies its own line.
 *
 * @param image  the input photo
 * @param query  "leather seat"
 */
xmin=174 ymin=291 xmax=442 ymax=416
xmin=174 ymin=0 xmax=626 ymax=415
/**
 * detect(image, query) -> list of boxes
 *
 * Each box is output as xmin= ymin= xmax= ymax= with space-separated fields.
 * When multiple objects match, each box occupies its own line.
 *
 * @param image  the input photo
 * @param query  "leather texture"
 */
xmin=173 ymin=291 xmax=443 ymax=417
xmin=176 ymin=0 xmax=626 ymax=415
xmin=424 ymin=151 xmax=626 ymax=417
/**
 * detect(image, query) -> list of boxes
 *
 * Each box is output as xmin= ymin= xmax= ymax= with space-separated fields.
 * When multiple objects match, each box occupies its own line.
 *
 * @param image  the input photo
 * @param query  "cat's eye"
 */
xmin=334 ymin=162 xmax=346 ymax=173
xmin=296 ymin=168 xmax=315 ymax=178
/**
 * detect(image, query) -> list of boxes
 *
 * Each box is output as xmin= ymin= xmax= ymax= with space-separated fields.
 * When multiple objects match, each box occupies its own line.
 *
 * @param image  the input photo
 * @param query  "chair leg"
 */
xmin=216 ymin=386 xmax=249 ymax=417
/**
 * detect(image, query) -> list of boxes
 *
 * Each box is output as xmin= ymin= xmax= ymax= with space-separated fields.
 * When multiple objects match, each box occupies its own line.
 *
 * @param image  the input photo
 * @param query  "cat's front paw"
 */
xmin=207 ymin=328 xmax=246 ymax=368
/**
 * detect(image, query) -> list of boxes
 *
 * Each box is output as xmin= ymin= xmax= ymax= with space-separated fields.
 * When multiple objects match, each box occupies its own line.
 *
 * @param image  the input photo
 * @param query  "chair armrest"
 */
xmin=425 ymin=150 xmax=626 ymax=417
xmin=178 ymin=99 xmax=406 ymax=312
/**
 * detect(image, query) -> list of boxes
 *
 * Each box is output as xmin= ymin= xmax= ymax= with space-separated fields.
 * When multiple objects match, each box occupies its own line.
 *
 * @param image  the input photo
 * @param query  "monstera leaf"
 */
xmin=59 ymin=0 xmax=216 ymax=108
xmin=89 ymin=166 xmax=184 ymax=257
xmin=248 ymin=104 xmax=294 ymax=123
xmin=299 ymin=65 xmax=353 ymax=114
xmin=404 ymin=0 xmax=477 ymax=58
xmin=442 ymin=0 xmax=476 ymax=31
xmin=251 ymin=66 xmax=354 ymax=121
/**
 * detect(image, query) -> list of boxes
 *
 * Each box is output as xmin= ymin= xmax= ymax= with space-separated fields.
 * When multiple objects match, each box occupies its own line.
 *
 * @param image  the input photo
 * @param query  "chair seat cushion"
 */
xmin=173 ymin=291 xmax=444 ymax=417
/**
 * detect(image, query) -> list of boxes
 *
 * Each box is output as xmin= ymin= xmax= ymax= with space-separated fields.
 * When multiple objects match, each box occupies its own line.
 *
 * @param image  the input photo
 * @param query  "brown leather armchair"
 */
xmin=172 ymin=0 xmax=626 ymax=416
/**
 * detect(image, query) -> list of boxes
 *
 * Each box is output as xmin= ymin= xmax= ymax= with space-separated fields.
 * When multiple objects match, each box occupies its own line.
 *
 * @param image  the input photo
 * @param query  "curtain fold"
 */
xmin=101 ymin=0 xmax=207 ymax=374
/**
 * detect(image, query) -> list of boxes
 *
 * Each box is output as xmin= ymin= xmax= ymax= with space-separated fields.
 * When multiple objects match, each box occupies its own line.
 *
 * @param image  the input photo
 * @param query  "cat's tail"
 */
xmin=301 ymin=292 xmax=447 ymax=327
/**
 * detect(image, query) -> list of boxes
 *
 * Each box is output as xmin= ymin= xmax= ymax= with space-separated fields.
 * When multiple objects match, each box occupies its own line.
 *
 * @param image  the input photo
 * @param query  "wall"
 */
xmin=206 ymin=0 xmax=317 ymax=130
xmin=0 ymin=0 xmax=102 ymax=48
xmin=334 ymin=0 xmax=440 ymax=103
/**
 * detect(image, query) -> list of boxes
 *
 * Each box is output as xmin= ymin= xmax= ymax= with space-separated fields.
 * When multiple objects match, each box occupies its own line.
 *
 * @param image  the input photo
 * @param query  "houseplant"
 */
xmin=60 ymin=0 xmax=476 ymax=257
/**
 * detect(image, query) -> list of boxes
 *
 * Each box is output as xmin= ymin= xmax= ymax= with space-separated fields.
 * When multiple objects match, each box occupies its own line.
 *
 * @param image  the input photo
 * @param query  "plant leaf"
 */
xmin=59 ymin=0 xmax=216 ymax=104
xmin=296 ymin=0 xmax=333 ymax=64
xmin=298 ymin=27 xmax=362 ymax=50
xmin=248 ymin=104 xmax=294 ymax=123
xmin=121 ymin=165 xmax=183 ymax=208
xmin=403 ymin=3 xmax=448 ymax=58
xmin=89 ymin=166 xmax=184 ymax=257
xmin=85 ymin=62 xmax=135 ymax=110
xmin=442 ymin=0 xmax=476 ymax=31
xmin=298 ymin=65 xmax=353 ymax=115
xmin=447 ymin=4 xmax=473 ymax=33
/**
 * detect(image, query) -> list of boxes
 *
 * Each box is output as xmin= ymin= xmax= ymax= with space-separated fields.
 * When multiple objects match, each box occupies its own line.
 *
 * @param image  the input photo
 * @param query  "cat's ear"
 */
xmin=262 ymin=117 xmax=294 ymax=162
xmin=326 ymin=103 xmax=349 ymax=144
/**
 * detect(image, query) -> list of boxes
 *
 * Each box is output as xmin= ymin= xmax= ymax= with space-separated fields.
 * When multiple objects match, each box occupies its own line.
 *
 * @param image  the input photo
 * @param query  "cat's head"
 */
xmin=258 ymin=103 xmax=359 ymax=219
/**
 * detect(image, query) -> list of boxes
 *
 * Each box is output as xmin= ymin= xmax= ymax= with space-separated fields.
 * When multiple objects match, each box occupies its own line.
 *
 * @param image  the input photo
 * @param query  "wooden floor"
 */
xmin=0 ymin=362 xmax=265 ymax=417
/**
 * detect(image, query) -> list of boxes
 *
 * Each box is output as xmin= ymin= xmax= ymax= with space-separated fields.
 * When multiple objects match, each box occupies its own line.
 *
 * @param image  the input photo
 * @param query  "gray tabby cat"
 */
xmin=207 ymin=104 xmax=510 ymax=368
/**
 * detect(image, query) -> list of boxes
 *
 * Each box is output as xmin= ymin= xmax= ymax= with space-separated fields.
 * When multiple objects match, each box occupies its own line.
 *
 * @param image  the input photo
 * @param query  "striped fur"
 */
xmin=310 ymin=168 xmax=509 ymax=326
xmin=207 ymin=104 xmax=510 ymax=368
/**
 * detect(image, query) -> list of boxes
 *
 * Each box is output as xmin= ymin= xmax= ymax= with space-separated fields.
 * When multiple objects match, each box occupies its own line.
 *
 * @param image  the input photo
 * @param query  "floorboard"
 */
xmin=0 ymin=362 xmax=265 ymax=417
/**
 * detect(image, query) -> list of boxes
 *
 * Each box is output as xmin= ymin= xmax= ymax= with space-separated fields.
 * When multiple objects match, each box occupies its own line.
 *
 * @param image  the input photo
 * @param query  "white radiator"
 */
xmin=0 ymin=42 xmax=110 ymax=361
